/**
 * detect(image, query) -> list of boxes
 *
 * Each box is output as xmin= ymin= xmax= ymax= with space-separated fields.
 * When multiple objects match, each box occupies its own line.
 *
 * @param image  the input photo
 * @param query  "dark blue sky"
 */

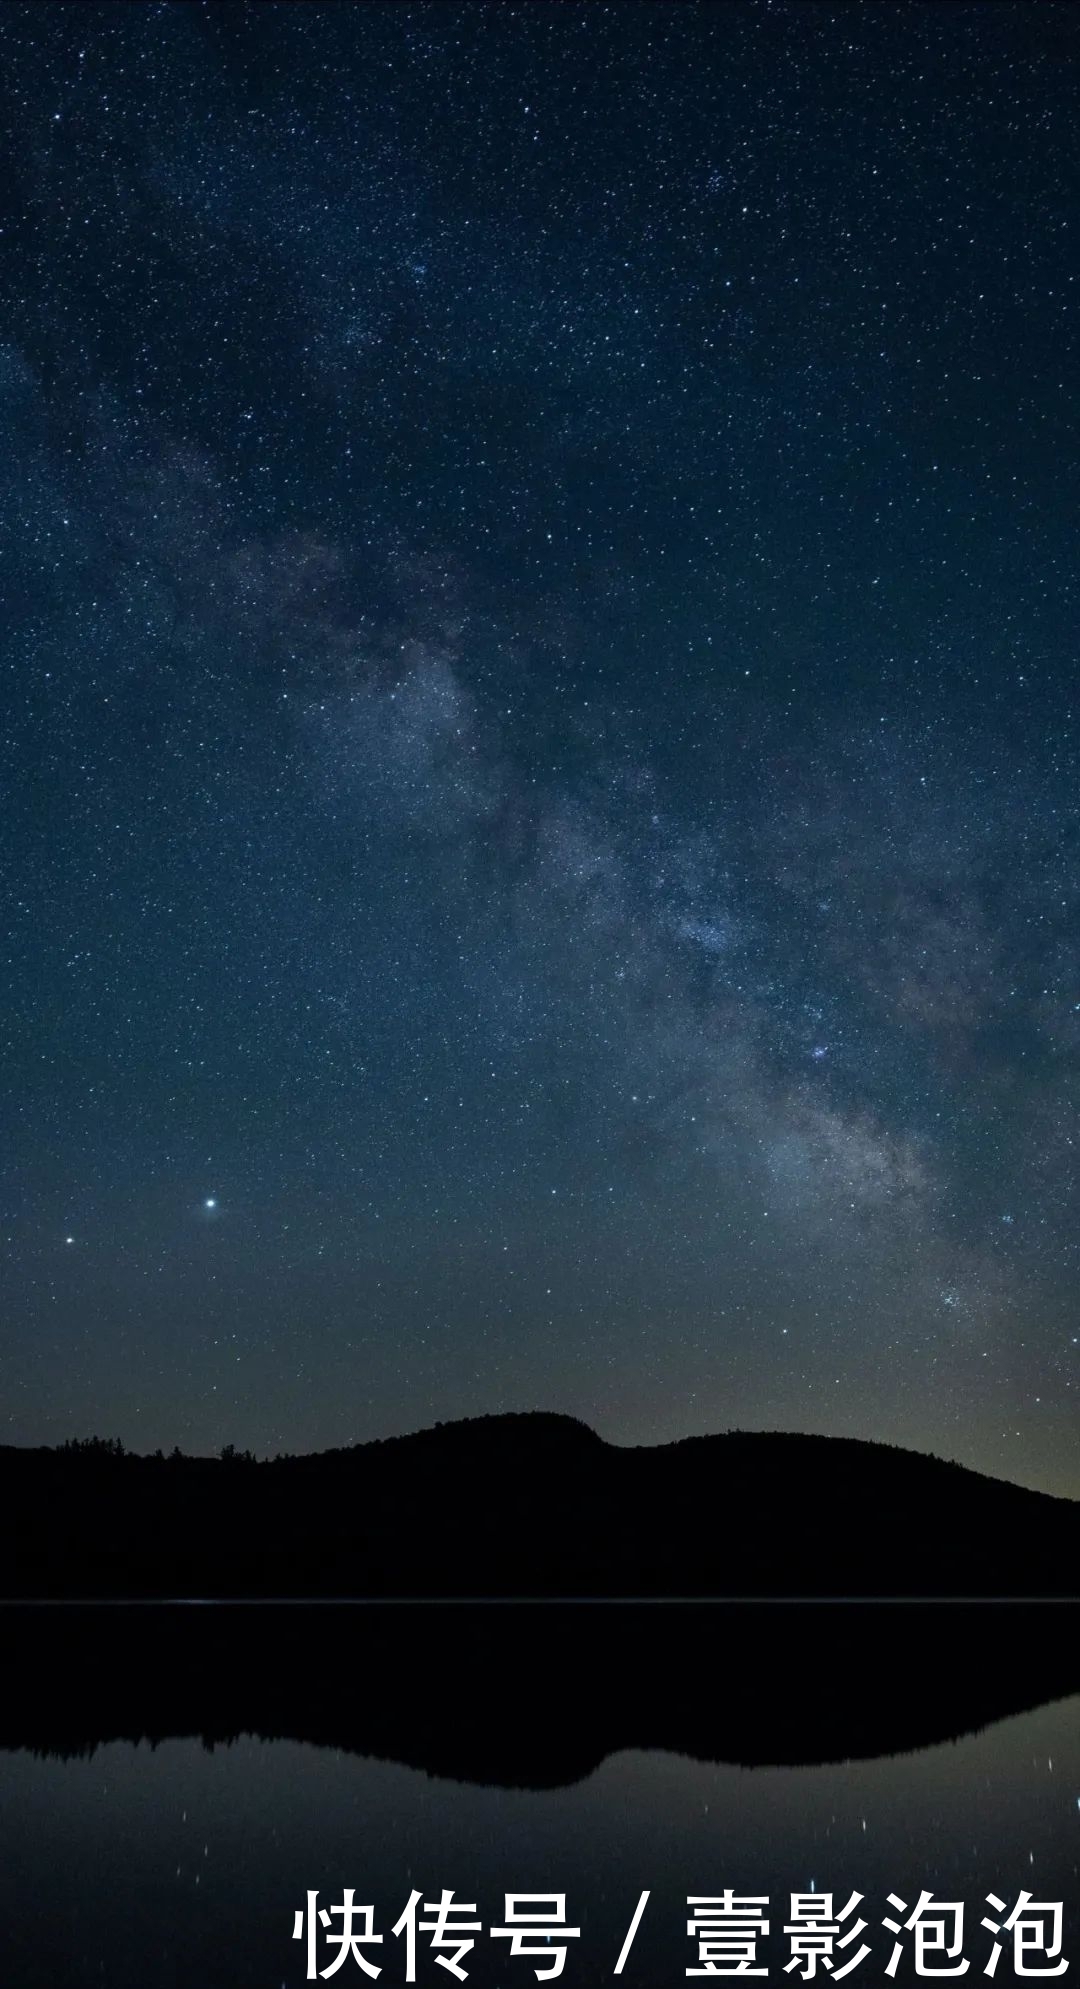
xmin=1 ymin=1 xmax=1077 ymax=1492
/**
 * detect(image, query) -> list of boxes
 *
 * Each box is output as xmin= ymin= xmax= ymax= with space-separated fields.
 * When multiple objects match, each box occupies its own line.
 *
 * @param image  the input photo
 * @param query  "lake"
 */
xmin=1 ymin=1605 xmax=1076 ymax=1987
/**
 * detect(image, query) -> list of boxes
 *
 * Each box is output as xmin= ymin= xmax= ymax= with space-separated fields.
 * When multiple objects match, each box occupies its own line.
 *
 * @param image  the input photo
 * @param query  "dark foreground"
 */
xmin=4 ymin=1414 xmax=1079 ymax=1599
xmin=5 ymin=1599 xmax=1077 ymax=1784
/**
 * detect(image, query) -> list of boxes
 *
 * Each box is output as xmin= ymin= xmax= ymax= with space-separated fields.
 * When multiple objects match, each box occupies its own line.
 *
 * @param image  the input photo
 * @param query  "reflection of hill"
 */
xmin=2 ymin=1414 xmax=1078 ymax=1598
xmin=3 ymin=1600 xmax=1077 ymax=1786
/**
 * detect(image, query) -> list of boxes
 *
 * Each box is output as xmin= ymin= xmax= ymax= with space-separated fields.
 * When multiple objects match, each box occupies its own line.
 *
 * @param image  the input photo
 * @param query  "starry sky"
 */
xmin=2 ymin=1 xmax=1077 ymax=1495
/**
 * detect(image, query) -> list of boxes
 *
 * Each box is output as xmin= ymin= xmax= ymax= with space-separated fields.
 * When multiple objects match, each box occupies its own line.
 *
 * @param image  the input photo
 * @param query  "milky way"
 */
xmin=1 ymin=3 xmax=1076 ymax=1491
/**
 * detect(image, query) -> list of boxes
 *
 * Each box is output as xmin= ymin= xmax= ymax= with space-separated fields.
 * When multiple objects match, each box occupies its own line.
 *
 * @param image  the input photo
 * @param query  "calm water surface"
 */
xmin=1 ymin=1690 xmax=1077 ymax=1988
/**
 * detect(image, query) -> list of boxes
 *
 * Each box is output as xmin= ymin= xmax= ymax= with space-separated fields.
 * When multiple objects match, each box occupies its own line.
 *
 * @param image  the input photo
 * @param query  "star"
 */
xmin=0 ymin=0 xmax=1075 ymax=1503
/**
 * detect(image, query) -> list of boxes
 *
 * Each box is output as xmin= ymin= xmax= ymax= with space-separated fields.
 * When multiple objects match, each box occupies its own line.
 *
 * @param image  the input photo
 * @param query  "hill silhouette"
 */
xmin=2 ymin=1413 xmax=1077 ymax=1598
xmin=3 ymin=1599 xmax=1077 ymax=1785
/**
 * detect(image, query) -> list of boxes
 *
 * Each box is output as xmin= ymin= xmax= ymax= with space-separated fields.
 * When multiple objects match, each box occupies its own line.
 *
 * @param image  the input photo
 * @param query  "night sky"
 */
xmin=2 ymin=2 xmax=1077 ymax=1496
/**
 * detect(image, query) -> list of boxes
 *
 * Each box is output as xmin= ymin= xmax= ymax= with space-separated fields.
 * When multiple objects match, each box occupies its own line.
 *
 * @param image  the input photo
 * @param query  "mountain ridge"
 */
xmin=6 ymin=1410 xmax=1074 ymax=1503
xmin=3 ymin=1413 xmax=1077 ymax=1597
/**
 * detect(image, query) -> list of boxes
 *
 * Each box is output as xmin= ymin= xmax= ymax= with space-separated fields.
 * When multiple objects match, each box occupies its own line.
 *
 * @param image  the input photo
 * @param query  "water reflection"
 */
xmin=4 ymin=1602 xmax=1078 ymax=1780
xmin=0 ymin=1609 xmax=1076 ymax=1988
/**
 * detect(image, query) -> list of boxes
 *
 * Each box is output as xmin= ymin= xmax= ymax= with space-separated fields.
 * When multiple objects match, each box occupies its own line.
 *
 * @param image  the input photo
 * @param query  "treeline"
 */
xmin=4 ymin=1414 xmax=1077 ymax=1600
xmin=58 ymin=1436 xmax=258 ymax=1464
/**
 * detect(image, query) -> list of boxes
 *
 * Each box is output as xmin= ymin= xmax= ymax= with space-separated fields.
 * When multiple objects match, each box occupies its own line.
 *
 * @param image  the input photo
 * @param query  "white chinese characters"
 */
xmin=289 ymin=1886 xmax=1070 ymax=1982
